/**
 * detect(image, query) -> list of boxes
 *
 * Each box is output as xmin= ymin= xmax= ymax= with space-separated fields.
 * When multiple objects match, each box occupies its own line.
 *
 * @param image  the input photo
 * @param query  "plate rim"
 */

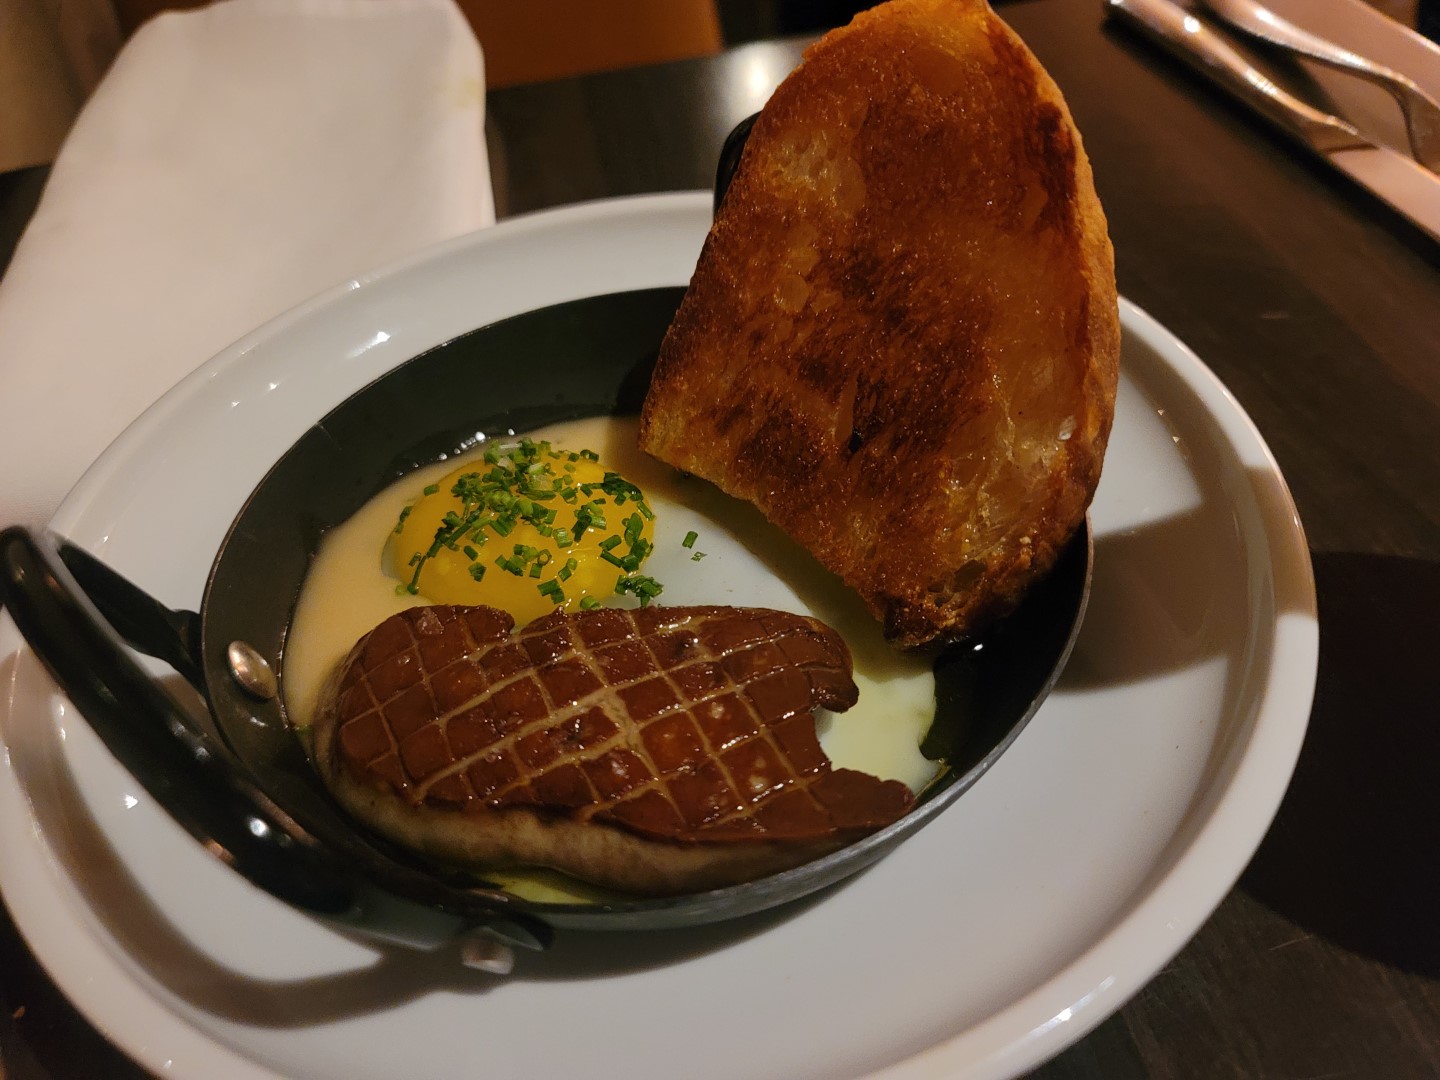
xmin=872 ymin=297 xmax=1318 ymax=1079
xmin=0 ymin=191 xmax=1317 ymax=1080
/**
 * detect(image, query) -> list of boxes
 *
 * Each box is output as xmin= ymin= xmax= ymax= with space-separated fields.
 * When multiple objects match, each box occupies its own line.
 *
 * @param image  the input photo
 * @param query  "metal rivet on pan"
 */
xmin=227 ymin=640 xmax=278 ymax=701
xmin=459 ymin=932 xmax=515 ymax=975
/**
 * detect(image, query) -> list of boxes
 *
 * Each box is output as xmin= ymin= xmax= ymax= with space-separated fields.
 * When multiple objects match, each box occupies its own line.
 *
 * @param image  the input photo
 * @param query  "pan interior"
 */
xmin=198 ymin=287 xmax=1087 ymax=930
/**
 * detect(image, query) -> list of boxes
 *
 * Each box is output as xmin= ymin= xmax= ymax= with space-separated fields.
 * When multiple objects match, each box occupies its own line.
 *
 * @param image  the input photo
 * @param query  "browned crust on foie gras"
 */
xmin=311 ymin=603 xmax=914 ymax=896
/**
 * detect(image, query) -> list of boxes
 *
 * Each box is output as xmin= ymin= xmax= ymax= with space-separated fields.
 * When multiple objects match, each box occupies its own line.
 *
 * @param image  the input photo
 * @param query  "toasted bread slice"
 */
xmin=638 ymin=0 xmax=1119 ymax=647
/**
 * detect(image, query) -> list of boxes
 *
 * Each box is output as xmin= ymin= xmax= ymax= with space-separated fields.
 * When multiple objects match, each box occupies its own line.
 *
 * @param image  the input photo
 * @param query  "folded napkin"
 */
xmin=0 ymin=0 xmax=494 ymax=528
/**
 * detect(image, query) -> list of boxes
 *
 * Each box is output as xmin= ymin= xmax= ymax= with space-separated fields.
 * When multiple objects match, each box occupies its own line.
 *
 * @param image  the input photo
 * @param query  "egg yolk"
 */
xmin=390 ymin=439 xmax=659 ymax=626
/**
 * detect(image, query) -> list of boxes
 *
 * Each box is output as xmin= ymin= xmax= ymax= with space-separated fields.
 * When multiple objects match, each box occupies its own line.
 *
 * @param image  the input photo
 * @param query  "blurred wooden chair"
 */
xmin=107 ymin=0 xmax=723 ymax=89
xmin=0 ymin=0 xmax=121 ymax=171
xmin=459 ymin=0 xmax=722 ymax=88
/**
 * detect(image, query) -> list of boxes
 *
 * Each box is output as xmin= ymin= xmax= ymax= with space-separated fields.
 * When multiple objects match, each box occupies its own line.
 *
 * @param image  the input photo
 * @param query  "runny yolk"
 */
xmin=389 ymin=439 xmax=658 ymax=626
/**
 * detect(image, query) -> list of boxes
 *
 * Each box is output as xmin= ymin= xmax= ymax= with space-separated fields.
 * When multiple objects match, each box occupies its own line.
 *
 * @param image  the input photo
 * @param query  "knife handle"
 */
xmin=1105 ymin=0 xmax=1368 ymax=153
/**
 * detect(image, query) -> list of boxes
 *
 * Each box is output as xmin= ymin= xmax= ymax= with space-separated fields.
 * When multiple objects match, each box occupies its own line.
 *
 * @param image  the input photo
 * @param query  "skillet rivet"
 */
xmin=459 ymin=933 xmax=515 ymax=975
xmin=227 ymin=641 xmax=278 ymax=701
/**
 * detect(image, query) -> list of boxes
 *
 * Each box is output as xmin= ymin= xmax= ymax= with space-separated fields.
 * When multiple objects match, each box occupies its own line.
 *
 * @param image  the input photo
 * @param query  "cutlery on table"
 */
xmin=1105 ymin=0 xmax=1440 ymax=244
xmin=1199 ymin=0 xmax=1440 ymax=172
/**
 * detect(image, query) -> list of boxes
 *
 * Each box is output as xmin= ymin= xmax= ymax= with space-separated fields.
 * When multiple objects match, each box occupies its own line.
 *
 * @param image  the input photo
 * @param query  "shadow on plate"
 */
xmin=1060 ymin=504 xmax=1240 ymax=694
xmin=1240 ymin=550 xmax=1440 ymax=977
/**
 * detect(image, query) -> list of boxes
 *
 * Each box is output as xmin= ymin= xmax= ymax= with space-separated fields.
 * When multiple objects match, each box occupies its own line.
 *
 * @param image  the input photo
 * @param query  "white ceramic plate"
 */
xmin=0 ymin=193 xmax=1317 ymax=1080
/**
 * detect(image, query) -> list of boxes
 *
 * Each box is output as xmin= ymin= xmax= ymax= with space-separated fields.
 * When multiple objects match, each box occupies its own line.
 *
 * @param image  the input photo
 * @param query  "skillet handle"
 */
xmin=0 ymin=526 xmax=552 ymax=956
xmin=0 ymin=525 xmax=358 ymax=914
xmin=714 ymin=112 xmax=758 ymax=215
xmin=55 ymin=539 xmax=205 ymax=690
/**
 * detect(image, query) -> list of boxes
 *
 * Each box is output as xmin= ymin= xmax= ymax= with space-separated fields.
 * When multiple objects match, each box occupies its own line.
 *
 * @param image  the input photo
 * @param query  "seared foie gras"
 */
xmin=312 ymin=604 xmax=915 ymax=894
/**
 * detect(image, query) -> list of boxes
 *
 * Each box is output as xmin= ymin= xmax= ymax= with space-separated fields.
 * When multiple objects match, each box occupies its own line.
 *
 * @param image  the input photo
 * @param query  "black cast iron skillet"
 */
xmin=0 ymin=118 xmax=1092 ymax=966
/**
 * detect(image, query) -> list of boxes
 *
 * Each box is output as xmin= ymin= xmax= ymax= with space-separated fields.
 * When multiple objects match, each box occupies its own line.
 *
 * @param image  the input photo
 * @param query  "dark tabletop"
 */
xmin=4 ymin=0 xmax=1440 ymax=1076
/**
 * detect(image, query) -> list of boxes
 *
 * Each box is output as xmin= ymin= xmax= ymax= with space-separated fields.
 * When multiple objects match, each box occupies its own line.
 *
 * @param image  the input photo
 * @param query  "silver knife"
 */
xmin=1105 ymin=0 xmax=1440 ymax=244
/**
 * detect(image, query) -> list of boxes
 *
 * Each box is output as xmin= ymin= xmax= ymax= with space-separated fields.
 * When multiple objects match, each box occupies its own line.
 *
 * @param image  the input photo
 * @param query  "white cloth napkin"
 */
xmin=0 ymin=0 xmax=494 ymax=527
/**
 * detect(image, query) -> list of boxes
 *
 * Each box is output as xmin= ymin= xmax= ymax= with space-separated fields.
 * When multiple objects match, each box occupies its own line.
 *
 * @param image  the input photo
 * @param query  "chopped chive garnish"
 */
xmin=391 ymin=440 xmax=666 ymax=602
xmin=682 ymin=531 xmax=698 ymax=549
xmin=614 ymin=573 xmax=663 ymax=607
xmin=579 ymin=596 xmax=601 ymax=610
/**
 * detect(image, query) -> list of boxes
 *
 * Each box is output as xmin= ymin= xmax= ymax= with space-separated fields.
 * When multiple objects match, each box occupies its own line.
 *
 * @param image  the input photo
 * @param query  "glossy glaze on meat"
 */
xmin=319 ymin=604 xmax=914 ymax=848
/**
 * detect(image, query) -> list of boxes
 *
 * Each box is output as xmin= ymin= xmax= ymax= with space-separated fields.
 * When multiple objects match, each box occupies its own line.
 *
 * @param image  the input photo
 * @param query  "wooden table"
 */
xmin=4 ymin=0 xmax=1440 ymax=1075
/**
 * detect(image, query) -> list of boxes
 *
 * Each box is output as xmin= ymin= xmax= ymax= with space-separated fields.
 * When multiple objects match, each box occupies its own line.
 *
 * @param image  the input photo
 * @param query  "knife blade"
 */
xmin=1106 ymin=0 xmax=1440 ymax=244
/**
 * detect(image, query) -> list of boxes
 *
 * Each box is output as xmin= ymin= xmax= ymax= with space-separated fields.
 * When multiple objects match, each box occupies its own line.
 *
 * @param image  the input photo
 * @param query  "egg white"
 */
xmin=283 ymin=416 xmax=940 ymax=899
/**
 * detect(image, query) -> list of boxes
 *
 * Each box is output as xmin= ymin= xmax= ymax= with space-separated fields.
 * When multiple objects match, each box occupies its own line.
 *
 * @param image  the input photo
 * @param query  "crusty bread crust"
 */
xmin=639 ymin=0 xmax=1120 ymax=647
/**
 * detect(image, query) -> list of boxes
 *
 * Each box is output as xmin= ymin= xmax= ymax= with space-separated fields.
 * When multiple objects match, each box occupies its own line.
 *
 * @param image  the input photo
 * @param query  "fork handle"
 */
xmin=1200 ymin=0 xmax=1429 ymax=99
